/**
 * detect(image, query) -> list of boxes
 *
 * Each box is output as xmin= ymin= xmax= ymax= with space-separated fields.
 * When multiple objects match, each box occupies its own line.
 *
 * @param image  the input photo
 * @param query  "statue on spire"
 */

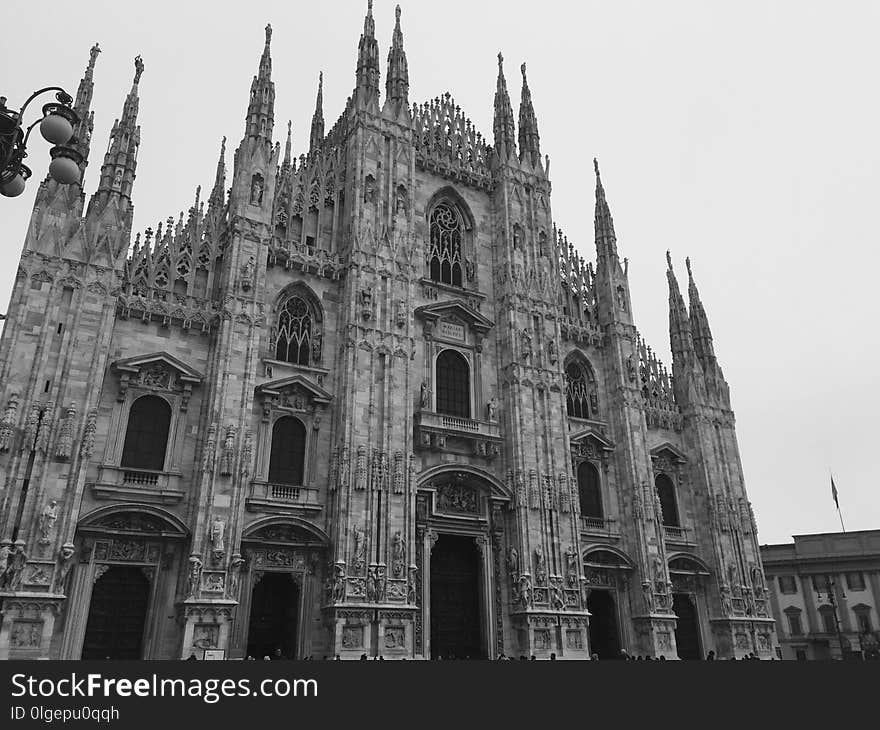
xmin=133 ymin=55 xmax=144 ymax=85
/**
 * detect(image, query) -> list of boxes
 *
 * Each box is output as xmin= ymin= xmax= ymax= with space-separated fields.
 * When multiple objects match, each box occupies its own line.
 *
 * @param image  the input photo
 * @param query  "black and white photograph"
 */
xmin=0 ymin=0 xmax=877 ymax=724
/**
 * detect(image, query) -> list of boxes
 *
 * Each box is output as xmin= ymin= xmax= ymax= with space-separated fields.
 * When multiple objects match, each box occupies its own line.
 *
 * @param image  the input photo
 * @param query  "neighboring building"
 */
xmin=0 ymin=4 xmax=776 ymax=660
xmin=762 ymin=530 xmax=880 ymax=660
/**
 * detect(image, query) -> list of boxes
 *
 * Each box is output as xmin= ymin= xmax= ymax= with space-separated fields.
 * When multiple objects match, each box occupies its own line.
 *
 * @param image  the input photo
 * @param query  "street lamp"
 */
xmin=0 ymin=88 xmax=82 ymax=198
xmin=816 ymin=575 xmax=849 ymax=660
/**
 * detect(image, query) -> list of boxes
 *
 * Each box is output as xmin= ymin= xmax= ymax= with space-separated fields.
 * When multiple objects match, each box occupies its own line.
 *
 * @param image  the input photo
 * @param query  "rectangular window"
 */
xmin=795 ymin=648 xmax=807 ymax=661
xmin=821 ymin=610 xmax=836 ymax=634
xmin=787 ymin=613 xmax=803 ymax=636
xmin=855 ymin=612 xmax=872 ymax=634
xmin=778 ymin=575 xmax=797 ymax=594
xmin=846 ymin=572 xmax=866 ymax=592
xmin=811 ymin=574 xmax=832 ymax=592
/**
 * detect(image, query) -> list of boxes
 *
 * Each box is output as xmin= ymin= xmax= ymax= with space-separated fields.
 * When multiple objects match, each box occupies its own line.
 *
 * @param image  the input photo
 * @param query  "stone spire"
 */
xmin=493 ymin=53 xmax=516 ymax=160
xmin=385 ymin=5 xmax=409 ymax=109
xmin=88 ymin=54 xmax=143 ymax=212
xmin=667 ymin=252 xmax=705 ymax=405
xmin=283 ymin=120 xmax=292 ymax=168
xmin=517 ymin=62 xmax=540 ymax=167
xmin=70 ymin=42 xmax=100 ymax=180
xmin=208 ymin=136 xmax=226 ymax=209
xmin=355 ymin=0 xmax=380 ymax=107
xmin=243 ymin=24 xmax=275 ymax=142
xmin=593 ymin=158 xmax=618 ymax=262
xmin=309 ymin=73 xmax=324 ymax=153
xmin=686 ymin=257 xmax=725 ymax=384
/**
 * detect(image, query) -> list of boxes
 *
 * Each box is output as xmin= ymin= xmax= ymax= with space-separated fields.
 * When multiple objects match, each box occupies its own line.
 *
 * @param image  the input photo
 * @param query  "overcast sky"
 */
xmin=2 ymin=0 xmax=878 ymax=544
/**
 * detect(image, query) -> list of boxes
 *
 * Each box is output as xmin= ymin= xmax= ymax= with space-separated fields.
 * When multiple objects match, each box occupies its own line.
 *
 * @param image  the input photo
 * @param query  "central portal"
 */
xmin=246 ymin=573 xmax=299 ymax=659
xmin=430 ymin=533 xmax=483 ymax=659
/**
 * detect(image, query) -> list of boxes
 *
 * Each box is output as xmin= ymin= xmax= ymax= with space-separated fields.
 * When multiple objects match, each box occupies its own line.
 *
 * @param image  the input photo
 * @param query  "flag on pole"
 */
xmin=831 ymin=474 xmax=840 ymax=510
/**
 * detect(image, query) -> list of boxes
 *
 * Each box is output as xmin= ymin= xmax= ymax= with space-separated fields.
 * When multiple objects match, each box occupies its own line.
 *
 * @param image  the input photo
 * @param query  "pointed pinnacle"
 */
xmin=685 ymin=256 xmax=693 ymax=278
xmin=265 ymin=23 xmax=272 ymax=46
xmin=666 ymin=250 xmax=673 ymax=270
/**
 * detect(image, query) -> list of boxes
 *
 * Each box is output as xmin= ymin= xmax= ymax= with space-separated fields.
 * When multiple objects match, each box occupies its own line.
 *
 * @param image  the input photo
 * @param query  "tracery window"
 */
xmin=120 ymin=395 xmax=171 ymax=471
xmin=428 ymin=202 xmax=463 ymax=287
xmin=566 ymin=361 xmax=593 ymax=419
xmin=268 ymin=416 xmax=306 ymax=486
xmin=274 ymin=295 xmax=313 ymax=365
xmin=435 ymin=349 xmax=470 ymax=418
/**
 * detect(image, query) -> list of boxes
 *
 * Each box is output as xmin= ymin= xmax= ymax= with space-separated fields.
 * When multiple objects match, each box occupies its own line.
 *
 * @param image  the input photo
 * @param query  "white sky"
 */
xmin=1 ymin=0 xmax=878 ymax=544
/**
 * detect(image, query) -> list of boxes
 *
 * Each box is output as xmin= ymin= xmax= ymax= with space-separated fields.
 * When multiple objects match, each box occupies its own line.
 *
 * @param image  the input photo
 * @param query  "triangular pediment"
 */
xmin=256 ymin=374 xmax=332 ymax=405
xmin=650 ymin=442 xmax=688 ymax=464
xmin=112 ymin=351 xmax=203 ymax=384
xmin=415 ymin=300 xmax=494 ymax=335
xmin=570 ymin=428 xmax=615 ymax=452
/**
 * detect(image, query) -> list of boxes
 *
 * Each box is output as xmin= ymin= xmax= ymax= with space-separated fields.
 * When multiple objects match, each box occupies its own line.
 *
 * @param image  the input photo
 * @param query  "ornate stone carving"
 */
xmin=534 ymin=546 xmax=547 ymax=585
xmin=187 ymin=555 xmax=203 ymax=599
xmin=528 ymin=470 xmax=539 ymax=510
xmin=391 ymin=532 xmax=405 ymax=578
xmin=550 ymin=577 xmax=565 ymax=611
xmin=240 ymin=429 xmax=253 ymax=477
xmin=0 ymin=392 xmax=19 ymax=451
xmin=202 ymin=423 xmax=217 ymax=473
xmin=220 ymin=425 xmax=236 ymax=476
xmin=210 ymin=517 xmax=225 ymax=561
xmin=366 ymin=565 xmax=387 ymax=602
xmin=352 ymin=524 xmax=366 ymax=575
xmin=1 ymin=541 xmax=28 ymax=590
xmin=79 ymin=409 xmax=97 ymax=458
xmin=53 ymin=544 xmax=75 ymax=593
xmin=55 ymin=403 xmax=76 ymax=459
xmin=38 ymin=501 xmax=59 ymax=545
xmin=10 ymin=621 xmax=42 ymax=649
xmin=355 ymin=446 xmax=367 ymax=490
xmin=360 ymin=287 xmax=373 ymax=320
xmin=435 ymin=480 xmax=478 ymax=514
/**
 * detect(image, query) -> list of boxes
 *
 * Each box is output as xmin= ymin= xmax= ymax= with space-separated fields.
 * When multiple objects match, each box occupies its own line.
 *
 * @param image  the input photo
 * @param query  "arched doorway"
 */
xmin=587 ymin=589 xmax=621 ymax=659
xmin=246 ymin=573 xmax=299 ymax=659
xmin=81 ymin=566 xmax=150 ymax=660
xmin=430 ymin=534 xmax=482 ymax=659
xmin=672 ymin=592 xmax=702 ymax=660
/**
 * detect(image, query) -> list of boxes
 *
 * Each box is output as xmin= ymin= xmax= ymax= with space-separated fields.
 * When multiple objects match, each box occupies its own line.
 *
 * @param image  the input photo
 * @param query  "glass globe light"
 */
xmin=0 ymin=174 xmax=26 ymax=197
xmin=40 ymin=113 xmax=74 ymax=145
xmin=49 ymin=156 xmax=81 ymax=185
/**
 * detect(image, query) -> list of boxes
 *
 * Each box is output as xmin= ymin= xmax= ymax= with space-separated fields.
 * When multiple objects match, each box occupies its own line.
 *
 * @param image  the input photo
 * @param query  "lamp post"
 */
xmin=0 ymin=87 xmax=83 ymax=198
xmin=816 ymin=575 xmax=848 ymax=660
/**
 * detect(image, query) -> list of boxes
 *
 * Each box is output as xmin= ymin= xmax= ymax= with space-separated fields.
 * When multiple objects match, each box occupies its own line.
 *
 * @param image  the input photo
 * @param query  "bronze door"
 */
xmin=430 ymin=534 xmax=482 ymax=659
xmin=81 ymin=566 xmax=150 ymax=660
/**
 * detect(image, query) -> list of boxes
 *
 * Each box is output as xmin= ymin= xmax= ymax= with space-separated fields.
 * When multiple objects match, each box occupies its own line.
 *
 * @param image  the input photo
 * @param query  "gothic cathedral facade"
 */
xmin=0 ymin=4 xmax=776 ymax=659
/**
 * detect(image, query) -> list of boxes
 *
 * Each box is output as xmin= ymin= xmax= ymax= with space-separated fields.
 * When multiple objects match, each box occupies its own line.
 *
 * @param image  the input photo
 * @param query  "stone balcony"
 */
xmin=246 ymin=480 xmax=323 ymax=515
xmin=663 ymin=524 xmax=696 ymax=547
xmin=579 ymin=516 xmax=621 ymax=541
xmin=414 ymin=410 xmax=502 ymax=459
xmin=91 ymin=465 xmax=186 ymax=504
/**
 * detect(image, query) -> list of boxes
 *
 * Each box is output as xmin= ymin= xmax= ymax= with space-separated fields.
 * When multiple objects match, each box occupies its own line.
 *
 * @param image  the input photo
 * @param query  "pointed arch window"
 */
xmin=274 ymin=295 xmax=314 ymax=365
xmin=121 ymin=395 xmax=171 ymax=471
xmin=577 ymin=461 xmax=603 ymax=518
xmin=655 ymin=474 xmax=679 ymax=527
xmin=428 ymin=202 xmax=463 ymax=287
xmin=566 ymin=360 xmax=595 ymax=419
xmin=268 ymin=416 xmax=306 ymax=486
xmin=435 ymin=349 xmax=470 ymax=418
